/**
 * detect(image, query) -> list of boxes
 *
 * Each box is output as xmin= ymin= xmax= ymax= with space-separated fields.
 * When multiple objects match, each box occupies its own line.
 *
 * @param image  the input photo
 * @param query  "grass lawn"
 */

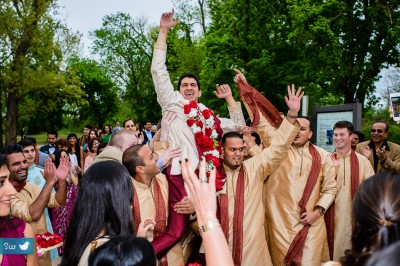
xmin=19 ymin=130 xmax=78 ymax=146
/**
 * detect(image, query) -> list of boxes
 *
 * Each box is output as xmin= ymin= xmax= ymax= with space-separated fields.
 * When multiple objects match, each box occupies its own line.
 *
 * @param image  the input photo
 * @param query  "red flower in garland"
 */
xmin=202 ymin=109 xmax=213 ymax=119
xmin=204 ymin=128 xmax=213 ymax=137
xmin=194 ymin=132 xmax=205 ymax=146
xmin=204 ymin=153 xmax=214 ymax=162
xmin=196 ymin=120 xmax=203 ymax=128
xmin=203 ymin=138 xmax=215 ymax=151
xmin=184 ymin=100 xmax=225 ymax=191
xmin=215 ymin=175 xmax=224 ymax=191
xmin=184 ymin=105 xmax=192 ymax=114
xmin=211 ymin=156 xmax=220 ymax=167
xmin=187 ymin=117 xmax=196 ymax=127
xmin=189 ymin=101 xmax=198 ymax=108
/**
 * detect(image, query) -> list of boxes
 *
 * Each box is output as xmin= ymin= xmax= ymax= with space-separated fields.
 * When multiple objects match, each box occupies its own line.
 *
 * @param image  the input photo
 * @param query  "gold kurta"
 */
xmin=11 ymin=182 xmax=61 ymax=233
xmin=332 ymin=151 xmax=374 ymax=261
xmin=132 ymin=174 xmax=193 ymax=265
xmin=262 ymin=142 xmax=337 ymax=266
xmin=249 ymin=114 xmax=337 ymax=266
xmin=220 ymin=118 xmax=299 ymax=266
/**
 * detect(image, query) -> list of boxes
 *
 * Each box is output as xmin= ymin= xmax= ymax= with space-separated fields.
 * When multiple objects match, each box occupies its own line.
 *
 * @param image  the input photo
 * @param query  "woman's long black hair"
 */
xmin=61 ymin=160 xmax=133 ymax=266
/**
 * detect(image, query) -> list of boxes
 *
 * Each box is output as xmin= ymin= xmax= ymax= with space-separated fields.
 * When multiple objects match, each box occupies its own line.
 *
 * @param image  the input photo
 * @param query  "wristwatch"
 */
xmin=315 ymin=206 xmax=325 ymax=216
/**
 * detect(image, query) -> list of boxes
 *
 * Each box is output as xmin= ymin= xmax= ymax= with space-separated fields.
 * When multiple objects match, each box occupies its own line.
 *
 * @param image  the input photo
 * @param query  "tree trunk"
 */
xmin=4 ymin=0 xmax=44 ymax=144
xmin=5 ymin=92 xmax=19 ymax=145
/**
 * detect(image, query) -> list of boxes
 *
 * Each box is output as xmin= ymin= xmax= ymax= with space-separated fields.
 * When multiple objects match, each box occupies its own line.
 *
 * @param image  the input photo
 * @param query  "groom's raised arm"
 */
xmin=151 ymin=9 xmax=181 ymax=110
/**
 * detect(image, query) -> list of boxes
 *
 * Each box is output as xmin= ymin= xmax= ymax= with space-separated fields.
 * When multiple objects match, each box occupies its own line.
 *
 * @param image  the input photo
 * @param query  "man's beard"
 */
xmin=9 ymin=169 xmax=28 ymax=182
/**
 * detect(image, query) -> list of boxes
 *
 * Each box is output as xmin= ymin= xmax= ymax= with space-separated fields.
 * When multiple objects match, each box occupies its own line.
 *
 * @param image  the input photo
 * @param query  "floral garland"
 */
xmin=184 ymin=100 xmax=225 ymax=191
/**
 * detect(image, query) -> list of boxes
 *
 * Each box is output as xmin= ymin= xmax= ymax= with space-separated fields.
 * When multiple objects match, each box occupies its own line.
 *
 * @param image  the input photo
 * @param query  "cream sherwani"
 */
xmin=249 ymin=116 xmax=337 ymax=266
xmin=133 ymin=174 xmax=193 ymax=265
xmin=332 ymin=151 xmax=374 ymax=261
xmin=220 ymin=118 xmax=299 ymax=266
xmin=151 ymin=44 xmax=246 ymax=175
xmin=263 ymin=142 xmax=336 ymax=266
xmin=11 ymin=182 xmax=61 ymax=233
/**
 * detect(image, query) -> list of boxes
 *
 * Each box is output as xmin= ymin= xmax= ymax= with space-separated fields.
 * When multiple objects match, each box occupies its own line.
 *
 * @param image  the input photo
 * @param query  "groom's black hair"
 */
xmin=177 ymin=73 xmax=201 ymax=91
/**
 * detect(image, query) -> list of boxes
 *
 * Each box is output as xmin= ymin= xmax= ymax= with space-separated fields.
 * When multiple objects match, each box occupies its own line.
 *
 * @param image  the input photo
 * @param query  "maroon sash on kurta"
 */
xmin=220 ymin=166 xmax=245 ymax=266
xmin=132 ymin=179 xmax=168 ymax=265
xmin=283 ymin=144 xmax=321 ymax=266
xmin=236 ymin=79 xmax=283 ymax=128
xmin=324 ymin=150 xmax=359 ymax=260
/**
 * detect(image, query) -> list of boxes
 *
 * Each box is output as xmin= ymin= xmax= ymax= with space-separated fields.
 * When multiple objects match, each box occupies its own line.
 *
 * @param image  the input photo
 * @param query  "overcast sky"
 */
xmin=57 ymin=0 xmax=174 ymax=56
xmin=56 ymin=0 xmax=389 ymax=95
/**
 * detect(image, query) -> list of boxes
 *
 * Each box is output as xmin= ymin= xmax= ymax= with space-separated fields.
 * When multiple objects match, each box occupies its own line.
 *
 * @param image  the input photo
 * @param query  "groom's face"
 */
xmin=179 ymin=77 xmax=202 ymax=102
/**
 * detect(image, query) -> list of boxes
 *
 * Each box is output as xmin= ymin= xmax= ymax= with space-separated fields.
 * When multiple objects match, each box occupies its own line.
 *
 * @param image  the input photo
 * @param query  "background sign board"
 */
xmin=311 ymin=103 xmax=362 ymax=153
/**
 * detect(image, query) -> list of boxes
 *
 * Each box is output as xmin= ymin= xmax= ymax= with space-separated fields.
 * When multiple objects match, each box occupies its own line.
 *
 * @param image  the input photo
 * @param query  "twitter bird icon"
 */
xmin=19 ymin=241 xmax=29 ymax=251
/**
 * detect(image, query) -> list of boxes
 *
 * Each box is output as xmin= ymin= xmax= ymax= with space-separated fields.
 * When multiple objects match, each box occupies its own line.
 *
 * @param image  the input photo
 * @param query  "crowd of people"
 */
xmin=2 ymin=9 xmax=400 ymax=266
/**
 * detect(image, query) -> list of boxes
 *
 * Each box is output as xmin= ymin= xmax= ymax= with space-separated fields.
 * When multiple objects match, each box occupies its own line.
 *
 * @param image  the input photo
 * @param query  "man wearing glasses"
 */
xmin=356 ymin=120 xmax=400 ymax=173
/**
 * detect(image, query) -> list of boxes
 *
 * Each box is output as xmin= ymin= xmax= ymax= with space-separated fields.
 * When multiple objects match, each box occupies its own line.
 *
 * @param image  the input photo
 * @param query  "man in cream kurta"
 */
xmin=331 ymin=121 xmax=374 ymax=260
xmin=222 ymin=116 xmax=299 ymax=266
xmin=216 ymin=81 xmax=302 ymax=265
xmin=230 ymin=70 xmax=336 ymax=265
xmin=254 ymin=116 xmax=336 ymax=266
xmin=8 ymin=148 xmax=67 ymax=266
xmin=122 ymin=144 xmax=194 ymax=265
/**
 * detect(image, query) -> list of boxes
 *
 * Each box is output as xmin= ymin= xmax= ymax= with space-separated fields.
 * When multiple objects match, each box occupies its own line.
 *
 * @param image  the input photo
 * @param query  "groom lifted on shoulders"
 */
xmin=150 ymin=9 xmax=246 ymax=260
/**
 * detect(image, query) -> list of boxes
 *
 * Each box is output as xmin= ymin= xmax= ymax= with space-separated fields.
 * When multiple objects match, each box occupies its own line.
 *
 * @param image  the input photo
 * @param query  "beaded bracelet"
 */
xmin=287 ymin=112 xmax=298 ymax=119
xmin=199 ymin=219 xmax=221 ymax=236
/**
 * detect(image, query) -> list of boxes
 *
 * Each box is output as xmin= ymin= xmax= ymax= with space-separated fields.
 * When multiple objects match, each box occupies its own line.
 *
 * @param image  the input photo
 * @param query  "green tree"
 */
xmin=90 ymin=12 xmax=205 ymax=124
xmin=173 ymin=0 xmax=209 ymax=34
xmin=67 ymin=56 xmax=119 ymax=128
xmin=90 ymin=13 xmax=159 ymax=123
xmin=288 ymin=0 xmax=400 ymax=104
xmin=202 ymin=0 xmax=400 ymax=115
xmin=0 ymin=0 xmax=82 ymax=145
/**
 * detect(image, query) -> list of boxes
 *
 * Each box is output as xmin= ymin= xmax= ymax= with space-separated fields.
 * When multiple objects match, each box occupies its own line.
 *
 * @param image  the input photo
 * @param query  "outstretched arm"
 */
xmin=233 ymin=68 xmax=276 ymax=145
xmin=155 ymin=9 xmax=179 ymax=45
xmin=284 ymin=84 xmax=304 ymax=125
xmin=214 ymin=84 xmax=237 ymax=108
xmin=215 ymin=82 xmax=247 ymax=128
xmin=151 ymin=9 xmax=182 ymax=110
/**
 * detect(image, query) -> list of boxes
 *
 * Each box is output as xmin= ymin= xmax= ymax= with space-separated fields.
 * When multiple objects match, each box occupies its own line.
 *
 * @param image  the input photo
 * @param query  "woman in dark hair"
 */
xmin=340 ymin=172 xmax=400 ymax=266
xmin=52 ymin=149 xmax=78 ymax=255
xmin=83 ymin=137 xmax=101 ymax=174
xmin=88 ymin=235 xmax=156 ymax=266
xmin=82 ymin=129 xmax=99 ymax=155
xmin=67 ymin=133 xmax=80 ymax=167
xmin=60 ymin=161 xmax=134 ymax=266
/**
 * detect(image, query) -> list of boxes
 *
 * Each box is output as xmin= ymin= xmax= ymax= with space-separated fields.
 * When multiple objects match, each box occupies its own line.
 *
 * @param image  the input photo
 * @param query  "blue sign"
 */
xmin=0 ymin=238 xmax=34 ymax=254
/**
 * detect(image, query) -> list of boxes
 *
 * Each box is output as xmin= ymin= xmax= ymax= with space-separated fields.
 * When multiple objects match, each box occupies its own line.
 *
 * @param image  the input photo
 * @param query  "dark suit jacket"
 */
xmin=39 ymin=144 xmax=58 ymax=155
xmin=142 ymin=130 xmax=155 ymax=145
